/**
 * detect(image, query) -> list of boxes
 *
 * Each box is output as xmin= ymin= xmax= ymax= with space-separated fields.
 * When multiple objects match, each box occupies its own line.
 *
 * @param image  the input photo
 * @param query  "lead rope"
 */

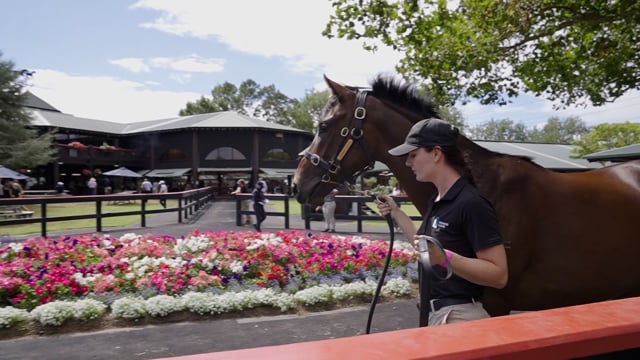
xmin=365 ymin=195 xmax=395 ymax=334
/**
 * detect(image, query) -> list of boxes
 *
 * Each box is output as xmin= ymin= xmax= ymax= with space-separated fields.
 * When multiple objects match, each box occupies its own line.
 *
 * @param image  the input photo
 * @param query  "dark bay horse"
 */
xmin=294 ymin=74 xmax=640 ymax=316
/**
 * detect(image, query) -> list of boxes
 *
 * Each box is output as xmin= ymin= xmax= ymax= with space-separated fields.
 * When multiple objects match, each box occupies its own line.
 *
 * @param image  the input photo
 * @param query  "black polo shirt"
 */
xmin=418 ymin=177 xmax=502 ymax=300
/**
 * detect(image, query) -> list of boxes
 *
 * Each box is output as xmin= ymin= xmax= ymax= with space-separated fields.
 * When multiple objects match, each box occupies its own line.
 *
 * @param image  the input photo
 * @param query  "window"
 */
xmin=205 ymin=147 xmax=246 ymax=160
xmin=264 ymin=148 xmax=290 ymax=161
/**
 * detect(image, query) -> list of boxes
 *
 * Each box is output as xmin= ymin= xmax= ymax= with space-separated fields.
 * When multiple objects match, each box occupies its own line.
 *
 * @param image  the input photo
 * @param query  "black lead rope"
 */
xmin=365 ymin=200 xmax=453 ymax=333
xmin=365 ymin=196 xmax=395 ymax=334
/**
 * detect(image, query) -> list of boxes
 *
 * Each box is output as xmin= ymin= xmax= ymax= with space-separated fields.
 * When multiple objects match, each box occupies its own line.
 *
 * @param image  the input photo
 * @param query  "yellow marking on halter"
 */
xmin=336 ymin=139 xmax=354 ymax=160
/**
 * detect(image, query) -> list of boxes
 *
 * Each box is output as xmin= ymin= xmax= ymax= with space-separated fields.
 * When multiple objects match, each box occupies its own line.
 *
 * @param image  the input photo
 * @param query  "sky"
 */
xmin=2 ymin=0 xmax=639 ymax=129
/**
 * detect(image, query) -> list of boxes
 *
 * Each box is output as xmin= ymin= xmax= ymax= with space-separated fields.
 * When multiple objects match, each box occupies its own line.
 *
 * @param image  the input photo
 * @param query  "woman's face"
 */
xmin=405 ymin=147 xmax=438 ymax=182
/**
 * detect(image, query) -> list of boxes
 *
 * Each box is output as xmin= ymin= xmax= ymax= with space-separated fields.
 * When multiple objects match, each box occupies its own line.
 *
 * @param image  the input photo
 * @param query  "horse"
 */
xmin=293 ymin=74 xmax=640 ymax=316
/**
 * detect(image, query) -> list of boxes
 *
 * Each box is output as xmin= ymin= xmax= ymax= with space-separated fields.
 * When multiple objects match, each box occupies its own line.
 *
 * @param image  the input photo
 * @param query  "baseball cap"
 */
xmin=388 ymin=118 xmax=459 ymax=156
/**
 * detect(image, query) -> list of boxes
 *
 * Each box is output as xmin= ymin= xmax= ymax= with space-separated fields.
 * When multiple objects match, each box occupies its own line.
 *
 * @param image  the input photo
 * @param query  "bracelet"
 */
xmin=440 ymin=249 xmax=453 ymax=267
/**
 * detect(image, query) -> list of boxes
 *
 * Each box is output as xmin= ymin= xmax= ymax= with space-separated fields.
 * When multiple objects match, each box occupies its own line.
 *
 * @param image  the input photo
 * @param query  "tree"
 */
xmin=0 ymin=53 xmax=56 ymax=169
xmin=180 ymin=79 xmax=296 ymax=126
xmin=469 ymin=119 xmax=529 ymax=141
xmin=437 ymin=106 xmax=467 ymax=134
xmin=323 ymin=1 xmax=640 ymax=108
xmin=529 ymin=116 xmax=588 ymax=143
xmin=571 ymin=122 xmax=640 ymax=158
xmin=287 ymin=89 xmax=330 ymax=132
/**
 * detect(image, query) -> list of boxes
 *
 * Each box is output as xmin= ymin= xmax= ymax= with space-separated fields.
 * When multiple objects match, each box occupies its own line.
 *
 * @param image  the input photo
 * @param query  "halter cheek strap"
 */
xmin=303 ymin=89 xmax=376 ymax=185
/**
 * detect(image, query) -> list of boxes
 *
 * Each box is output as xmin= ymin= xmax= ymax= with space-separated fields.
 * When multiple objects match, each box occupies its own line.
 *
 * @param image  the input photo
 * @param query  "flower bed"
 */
xmin=1 ymin=230 xmax=417 ymax=333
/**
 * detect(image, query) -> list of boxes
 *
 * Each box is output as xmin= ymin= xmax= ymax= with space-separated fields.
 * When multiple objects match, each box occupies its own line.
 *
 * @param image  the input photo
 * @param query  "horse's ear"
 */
xmin=324 ymin=74 xmax=350 ymax=102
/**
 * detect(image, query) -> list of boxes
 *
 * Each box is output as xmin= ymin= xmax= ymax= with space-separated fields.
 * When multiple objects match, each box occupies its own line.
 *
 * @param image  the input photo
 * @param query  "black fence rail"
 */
xmin=0 ymin=187 xmax=214 ymax=237
xmin=302 ymin=195 xmax=422 ymax=232
xmin=232 ymin=194 xmax=422 ymax=232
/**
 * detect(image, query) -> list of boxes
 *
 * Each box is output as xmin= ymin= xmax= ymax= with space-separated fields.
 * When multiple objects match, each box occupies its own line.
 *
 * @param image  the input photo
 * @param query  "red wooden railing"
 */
xmin=155 ymin=297 xmax=640 ymax=360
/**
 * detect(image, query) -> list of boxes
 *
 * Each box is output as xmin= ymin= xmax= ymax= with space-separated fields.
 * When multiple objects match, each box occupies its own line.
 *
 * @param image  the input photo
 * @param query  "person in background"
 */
xmin=11 ymin=180 xmax=28 ymax=211
xmin=55 ymin=181 xmax=65 ymax=195
xmin=158 ymin=180 xmax=168 ymax=208
xmin=252 ymin=181 xmax=267 ymax=232
xmin=141 ymin=178 xmax=153 ymax=193
xmin=316 ymin=188 xmax=339 ymax=233
xmin=87 ymin=177 xmax=97 ymax=195
xmin=375 ymin=118 xmax=508 ymax=326
xmin=231 ymin=179 xmax=252 ymax=225
xmin=258 ymin=177 xmax=268 ymax=193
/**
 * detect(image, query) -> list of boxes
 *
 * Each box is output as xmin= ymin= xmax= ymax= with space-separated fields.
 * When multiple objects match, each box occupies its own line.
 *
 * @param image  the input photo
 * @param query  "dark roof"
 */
xmin=475 ymin=141 xmax=600 ymax=170
xmin=29 ymin=109 xmax=309 ymax=135
xmin=583 ymin=144 xmax=640 ymax=162
xmin=23 ymin=92 xmax=61 ymax=112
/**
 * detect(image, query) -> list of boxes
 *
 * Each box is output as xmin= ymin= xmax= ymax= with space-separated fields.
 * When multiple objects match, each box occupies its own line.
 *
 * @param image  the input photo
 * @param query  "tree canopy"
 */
xmin=180 ymin=79 xmax=327 ymax=133
xmin=323 ymin=0 xmax=640 ymax=108
xmin=571 ymin=122 xmax=640 ymax=158
xmin=0 ymin=53 xmax=56 ymax=169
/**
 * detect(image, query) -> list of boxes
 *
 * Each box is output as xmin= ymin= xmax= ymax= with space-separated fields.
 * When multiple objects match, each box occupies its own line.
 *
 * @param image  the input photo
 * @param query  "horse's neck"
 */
xmin=458 ymin=136 xmax=540 ymax=200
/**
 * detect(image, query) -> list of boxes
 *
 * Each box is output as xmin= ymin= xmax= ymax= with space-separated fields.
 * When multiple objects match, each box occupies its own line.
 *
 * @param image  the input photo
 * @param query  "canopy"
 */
xmin=103 ymin=167 xmax=142 ymax=178
xmin=0 ymin=165 xmax=29 ymax=179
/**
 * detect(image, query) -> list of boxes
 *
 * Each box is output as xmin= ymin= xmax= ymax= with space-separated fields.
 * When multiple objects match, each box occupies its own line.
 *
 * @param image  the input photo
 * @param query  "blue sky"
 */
xmin=2 ymin=0 xmax=639 ymax=128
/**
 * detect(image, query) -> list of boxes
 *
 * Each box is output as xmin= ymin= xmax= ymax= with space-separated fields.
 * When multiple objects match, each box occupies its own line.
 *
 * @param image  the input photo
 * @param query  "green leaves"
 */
xmin=324 ymin=0 xmax=640 ymax=108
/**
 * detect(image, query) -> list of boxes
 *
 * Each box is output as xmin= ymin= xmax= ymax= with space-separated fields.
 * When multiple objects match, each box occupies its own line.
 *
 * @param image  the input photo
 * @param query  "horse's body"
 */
xmin=294 ymin=74 xmax=640 ymax=316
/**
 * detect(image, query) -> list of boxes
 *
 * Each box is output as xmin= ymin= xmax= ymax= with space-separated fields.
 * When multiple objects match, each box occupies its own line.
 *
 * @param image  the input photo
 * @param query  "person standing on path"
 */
xmin=231 ymin=179 xmax=252 ymax=225
xmin=317 ymin=188 xmax=338 ymax=232
xmin=158 ymin=180 xmax=168 ymax=208
xmin=252 ymin=181 xmax=266 ymax=232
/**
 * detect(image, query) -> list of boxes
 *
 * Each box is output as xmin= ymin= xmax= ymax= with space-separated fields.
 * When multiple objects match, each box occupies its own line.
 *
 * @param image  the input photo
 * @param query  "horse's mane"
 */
xmin=368 ymin=74 xmax=439 ymax=119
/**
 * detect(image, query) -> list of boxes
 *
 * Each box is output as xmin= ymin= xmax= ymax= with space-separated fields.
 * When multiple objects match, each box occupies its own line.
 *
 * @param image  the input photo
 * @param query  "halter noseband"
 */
xmin=303 ymin=89 xmax=376 ymax=186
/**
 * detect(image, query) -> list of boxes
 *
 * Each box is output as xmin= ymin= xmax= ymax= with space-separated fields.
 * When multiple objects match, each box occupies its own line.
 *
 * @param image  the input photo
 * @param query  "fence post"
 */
xmin=284 ymin=196 xmax=290 ymax=229
xmin=40 ymin=202 xmax=47 ymax=238
xmin=96 ymin=199 xmax=102 ymax=232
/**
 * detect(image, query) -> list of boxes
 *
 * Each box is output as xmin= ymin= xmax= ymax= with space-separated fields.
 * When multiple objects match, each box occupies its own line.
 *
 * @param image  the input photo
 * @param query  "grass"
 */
xmin=0 ymin=200 xmax=177 ymax=236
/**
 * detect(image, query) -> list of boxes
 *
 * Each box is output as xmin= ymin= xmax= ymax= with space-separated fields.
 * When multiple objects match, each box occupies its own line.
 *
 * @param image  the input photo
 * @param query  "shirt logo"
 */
xmin=431 ymin=216 xmax=449 ymax=232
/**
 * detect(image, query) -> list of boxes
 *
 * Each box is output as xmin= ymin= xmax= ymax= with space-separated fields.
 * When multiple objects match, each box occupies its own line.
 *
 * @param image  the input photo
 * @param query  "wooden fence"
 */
xmin=0 ymin=187 xmax=214 ymax=237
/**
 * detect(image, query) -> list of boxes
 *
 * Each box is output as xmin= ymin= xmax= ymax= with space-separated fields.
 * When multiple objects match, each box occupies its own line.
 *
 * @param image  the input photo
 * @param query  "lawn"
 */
xmin=0 ymin=200 xmax=177 ymax=236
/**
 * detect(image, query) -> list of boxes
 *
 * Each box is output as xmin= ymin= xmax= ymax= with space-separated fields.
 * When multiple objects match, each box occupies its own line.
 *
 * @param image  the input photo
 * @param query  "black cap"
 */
xmin=388 ymin=118 xmax=459 ymax=156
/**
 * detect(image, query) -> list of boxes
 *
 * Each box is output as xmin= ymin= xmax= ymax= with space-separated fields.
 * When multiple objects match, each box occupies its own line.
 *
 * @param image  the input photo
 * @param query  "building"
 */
xmin=25 ymin=93 xmax=313 ymax=195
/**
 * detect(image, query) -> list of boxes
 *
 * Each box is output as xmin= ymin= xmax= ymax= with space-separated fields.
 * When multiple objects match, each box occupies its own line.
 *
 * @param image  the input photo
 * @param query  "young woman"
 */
xmin=376 ymin=118 xmax=508 ymax=326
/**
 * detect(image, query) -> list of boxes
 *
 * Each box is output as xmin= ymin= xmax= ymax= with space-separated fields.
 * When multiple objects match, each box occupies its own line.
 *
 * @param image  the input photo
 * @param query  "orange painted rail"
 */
xmin=156 ymin=297 xmax=640 ymax=360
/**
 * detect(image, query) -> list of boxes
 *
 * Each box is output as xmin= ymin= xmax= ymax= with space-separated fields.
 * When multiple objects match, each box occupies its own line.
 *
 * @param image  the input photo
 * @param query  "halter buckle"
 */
xmin=340 ymin=127 xmax=349 ymax=137
xmin=354 ymin=106 xmax=366 ymax=119
xmin=351 ymin=128 xmax=363 ymax=139
xmin=310 ymin=154 xmax=320 ymax=166
xmin=321 ymin=174 xmax=331 ymax=183
xmin=328 ymin=162 xmax=340 ymax=174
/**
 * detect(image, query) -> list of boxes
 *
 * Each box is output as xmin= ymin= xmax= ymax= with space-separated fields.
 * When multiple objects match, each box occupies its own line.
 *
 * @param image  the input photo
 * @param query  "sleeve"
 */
xmin=462 ymin=195 xmax=503 ymax=252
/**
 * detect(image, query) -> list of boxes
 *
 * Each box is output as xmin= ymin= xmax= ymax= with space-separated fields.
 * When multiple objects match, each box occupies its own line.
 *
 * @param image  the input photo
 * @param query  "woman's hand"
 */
xmin=374 ymin=194 xmax=399 ymax=217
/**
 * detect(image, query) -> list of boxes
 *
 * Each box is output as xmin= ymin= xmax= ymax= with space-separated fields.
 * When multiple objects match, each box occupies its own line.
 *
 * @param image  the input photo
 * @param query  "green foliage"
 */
xmin=179 ymin=79 xmax=325 ymax=132
xmin=529 ymin=116 xmax=588 ymax=143
xmin=571 ymin=122 xmax=640 ymax=158
xmin=0 ymin=52 xmax=57 ymax=168
xmin=469 ymin=119 xmax=529 ymax=141
xmin=324 ymin=0 xmax=640 ymax=108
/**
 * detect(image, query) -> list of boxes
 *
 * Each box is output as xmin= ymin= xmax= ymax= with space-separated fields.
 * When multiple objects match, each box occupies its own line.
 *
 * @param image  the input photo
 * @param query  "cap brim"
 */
xmin=388 ymin=143 xmax=418 ymax=156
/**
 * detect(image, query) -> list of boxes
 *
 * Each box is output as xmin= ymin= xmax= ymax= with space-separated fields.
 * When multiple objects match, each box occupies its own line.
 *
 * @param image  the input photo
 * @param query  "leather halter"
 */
xmin=303 ymin=89 xmax=375 ymax=185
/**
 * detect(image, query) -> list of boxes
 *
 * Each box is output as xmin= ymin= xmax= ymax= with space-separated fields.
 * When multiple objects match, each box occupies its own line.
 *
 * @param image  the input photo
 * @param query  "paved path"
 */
xmin=1 ymin=200 xmax=419 ymax=360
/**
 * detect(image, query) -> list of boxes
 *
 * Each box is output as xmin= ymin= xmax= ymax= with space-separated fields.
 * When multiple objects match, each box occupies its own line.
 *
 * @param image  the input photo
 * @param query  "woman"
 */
xmin=231 ymin=179 xmax=252 ymax=225
xmin=252 ymin=181 xmax=267 ymax=232
xmin=376 ymin=118 xmax=508 ymax=326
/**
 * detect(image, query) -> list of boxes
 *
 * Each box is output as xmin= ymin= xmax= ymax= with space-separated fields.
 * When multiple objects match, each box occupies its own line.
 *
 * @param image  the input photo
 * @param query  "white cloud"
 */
xmin=109 ymin=58 xmax=150 ymax=73
xmin=131 ymin=0 xmax=402 ymax=87
xmin=149 ymin=55 xmax=224 ymax=73
xmin=29 ymin=69 xmax=200 ymax=123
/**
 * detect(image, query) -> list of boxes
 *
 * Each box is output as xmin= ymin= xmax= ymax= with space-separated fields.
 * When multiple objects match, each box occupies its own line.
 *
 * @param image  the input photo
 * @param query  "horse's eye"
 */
xmin=318 ymin=123 xmax=328 ymax=133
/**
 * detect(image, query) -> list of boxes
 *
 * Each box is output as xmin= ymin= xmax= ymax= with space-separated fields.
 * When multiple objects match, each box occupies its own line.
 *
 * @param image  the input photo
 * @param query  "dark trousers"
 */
xmin=253 ymin=203 xmax=266 ymax=231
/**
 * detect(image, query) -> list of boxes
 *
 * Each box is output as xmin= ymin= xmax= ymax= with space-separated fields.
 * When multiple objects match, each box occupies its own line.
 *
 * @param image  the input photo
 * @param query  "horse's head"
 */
xmin=294 ymin=74 xmax=440 ymax=209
